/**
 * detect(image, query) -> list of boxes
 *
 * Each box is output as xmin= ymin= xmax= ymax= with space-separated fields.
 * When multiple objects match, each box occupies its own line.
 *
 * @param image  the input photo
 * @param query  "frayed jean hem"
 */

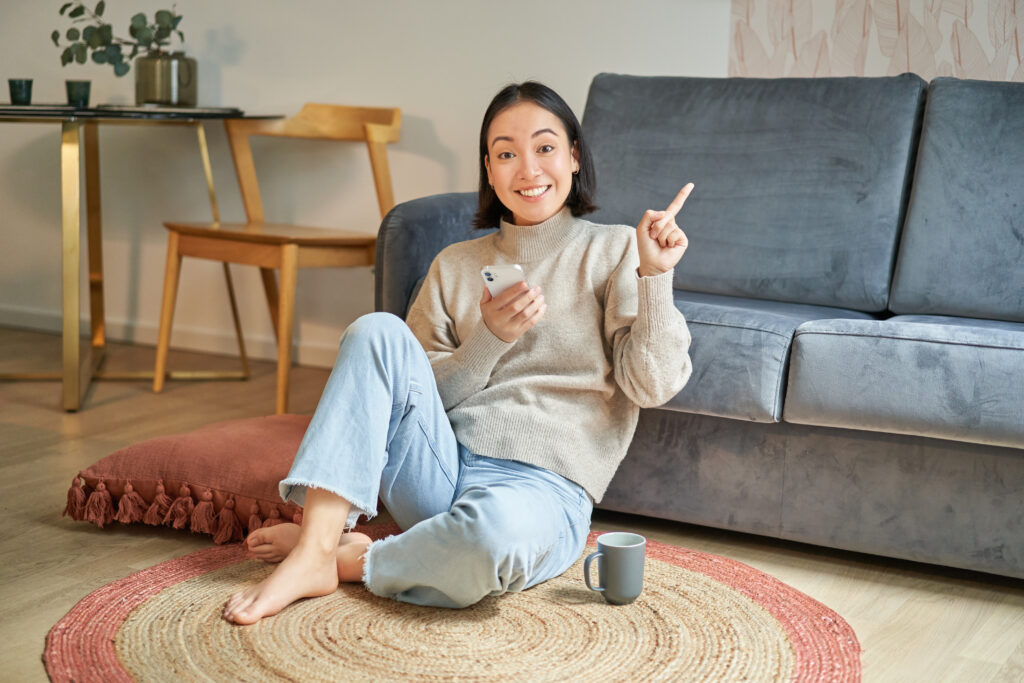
xmin=362 ymin=538 xmax=383 ymax=594
xmin=278 ymin=478 xmax=377 ymax=531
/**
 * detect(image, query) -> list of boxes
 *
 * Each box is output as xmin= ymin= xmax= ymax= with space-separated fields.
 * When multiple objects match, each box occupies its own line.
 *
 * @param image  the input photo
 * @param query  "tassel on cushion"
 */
xmin=142 ymin=481 xmax=173 ymax=526
xmin=114 ymin=481 xmax=148 ymax=524
xmin=262 ymin=507 xmax=285 ymax=528
xmin=190 ymin=489 xmax=216 ymax=534
xmin=63 ymin=475 xmax=87 ymax=521
xmin=247 ymin=503 xmax=263 ymax=535
xmin=163 ymin=483 xmax=195 ymax=530
xmin=213 ymin=498 xmax=243 ymax=545
xmin=84 ymin=481 xmax=115 ymax=528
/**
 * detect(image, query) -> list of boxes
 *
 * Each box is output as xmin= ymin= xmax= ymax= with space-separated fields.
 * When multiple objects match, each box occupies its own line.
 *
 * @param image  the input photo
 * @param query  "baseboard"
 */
xmin=0 ymin=304 xmax=341 ymax=369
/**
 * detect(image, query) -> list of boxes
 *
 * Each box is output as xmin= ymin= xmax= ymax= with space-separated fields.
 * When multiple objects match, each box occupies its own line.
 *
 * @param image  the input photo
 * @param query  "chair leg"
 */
xmin=260 ymin=267 xmax=280 ymax=343
xmin=221 ymin=262 xmax=251 ymax=379
xmin=275 ymin=245 xmax=299 ymax=414
xmin=154 ymin=231 xmax=182 ymax=393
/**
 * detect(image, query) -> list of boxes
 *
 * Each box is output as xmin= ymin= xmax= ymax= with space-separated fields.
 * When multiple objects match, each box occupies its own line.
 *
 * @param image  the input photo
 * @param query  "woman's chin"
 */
xmin=511 ymin=202 xmax=562 ymax=226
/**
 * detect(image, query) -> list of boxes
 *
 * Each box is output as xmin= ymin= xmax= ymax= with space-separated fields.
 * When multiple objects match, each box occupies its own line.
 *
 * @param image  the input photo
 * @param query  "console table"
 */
xmin=0 ymin=105 xmax=278 ymax=411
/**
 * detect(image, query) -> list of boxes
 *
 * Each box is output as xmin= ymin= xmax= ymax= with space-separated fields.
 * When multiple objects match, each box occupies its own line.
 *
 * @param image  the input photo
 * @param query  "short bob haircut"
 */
xmin=473 ymin=81 xmax=597 ymax=229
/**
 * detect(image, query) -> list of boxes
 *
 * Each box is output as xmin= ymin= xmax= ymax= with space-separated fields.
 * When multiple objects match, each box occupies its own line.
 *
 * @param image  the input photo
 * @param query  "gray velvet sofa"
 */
xmin=375 ymin=74 xmax=1024 ymax=579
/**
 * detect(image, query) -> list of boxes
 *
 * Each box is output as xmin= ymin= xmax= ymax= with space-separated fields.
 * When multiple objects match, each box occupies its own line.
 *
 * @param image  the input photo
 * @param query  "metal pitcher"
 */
xmin=134 ymin=52 xmax=197 ymax=107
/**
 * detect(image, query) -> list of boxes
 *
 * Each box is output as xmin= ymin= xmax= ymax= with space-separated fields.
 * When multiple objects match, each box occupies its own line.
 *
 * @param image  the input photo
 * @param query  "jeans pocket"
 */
xmin=414 ymin=419 xmax=456 ymax=489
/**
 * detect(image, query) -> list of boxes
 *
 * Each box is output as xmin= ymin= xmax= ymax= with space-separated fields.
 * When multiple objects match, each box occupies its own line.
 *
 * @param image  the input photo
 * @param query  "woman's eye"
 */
xmin=498 ymin=151 xmax=514 ymax=160
xmin=538 ymin=145 xmax=554 ymax=153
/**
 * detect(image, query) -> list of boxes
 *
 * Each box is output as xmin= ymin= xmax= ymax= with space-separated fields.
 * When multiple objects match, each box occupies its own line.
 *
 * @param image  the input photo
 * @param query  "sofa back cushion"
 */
xmin=582 ymin=73 xmax=926 ymax=312
xmin=890 ymin=78 xmax=1024 ymax=323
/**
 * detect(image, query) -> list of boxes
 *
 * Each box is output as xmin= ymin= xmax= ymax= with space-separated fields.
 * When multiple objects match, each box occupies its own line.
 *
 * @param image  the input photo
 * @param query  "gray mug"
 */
xmin=583 ymin=532 xmax=646 ymax=605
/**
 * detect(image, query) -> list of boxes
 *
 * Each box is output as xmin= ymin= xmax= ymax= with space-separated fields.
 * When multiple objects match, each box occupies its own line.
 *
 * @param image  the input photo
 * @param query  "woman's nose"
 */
xmin=516 ymin=153 xmax=540 ymax=178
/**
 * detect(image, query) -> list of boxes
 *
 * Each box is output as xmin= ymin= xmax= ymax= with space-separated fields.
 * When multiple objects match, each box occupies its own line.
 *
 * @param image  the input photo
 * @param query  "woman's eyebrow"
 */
xmin=489 ymin=128 xmax=560 ymax=147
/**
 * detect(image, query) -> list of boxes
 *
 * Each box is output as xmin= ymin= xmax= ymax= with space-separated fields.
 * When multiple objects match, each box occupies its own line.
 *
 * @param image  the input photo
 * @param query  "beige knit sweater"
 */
xmin=405 ymin=207 xmax=692 ymax=502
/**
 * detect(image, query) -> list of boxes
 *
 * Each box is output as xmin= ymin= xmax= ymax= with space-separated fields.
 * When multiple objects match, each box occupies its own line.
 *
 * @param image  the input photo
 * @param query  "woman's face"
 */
xmin=484 ymin=102 xmax=580 ymax=226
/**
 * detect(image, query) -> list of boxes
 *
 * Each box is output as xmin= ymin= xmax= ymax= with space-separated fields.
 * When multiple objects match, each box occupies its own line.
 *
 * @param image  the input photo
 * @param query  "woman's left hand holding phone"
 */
xmin=480 ymin=282 xmax=546 ymax=343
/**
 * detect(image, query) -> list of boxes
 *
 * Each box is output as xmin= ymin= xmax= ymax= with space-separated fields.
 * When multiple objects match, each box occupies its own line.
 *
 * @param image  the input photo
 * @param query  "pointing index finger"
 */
xmin=664 ymin=183 xmax=695 ymax=219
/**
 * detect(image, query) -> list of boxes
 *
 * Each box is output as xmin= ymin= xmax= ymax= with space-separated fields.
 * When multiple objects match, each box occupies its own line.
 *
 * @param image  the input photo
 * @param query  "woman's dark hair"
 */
xmin=473 ymin=81 xmax=597 ymax=229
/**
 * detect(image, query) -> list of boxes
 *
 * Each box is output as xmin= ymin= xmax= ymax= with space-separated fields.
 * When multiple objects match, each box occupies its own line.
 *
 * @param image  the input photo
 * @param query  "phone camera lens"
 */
xmin=483 ymin=272 xmax=491 ymax=277
xmin=486 ymin=277 xmax=494 ymax=281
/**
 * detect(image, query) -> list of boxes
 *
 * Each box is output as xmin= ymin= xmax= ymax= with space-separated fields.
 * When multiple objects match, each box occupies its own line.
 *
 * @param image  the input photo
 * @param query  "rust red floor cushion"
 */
xmin=63 ymin=415 xmax=312 ymax=544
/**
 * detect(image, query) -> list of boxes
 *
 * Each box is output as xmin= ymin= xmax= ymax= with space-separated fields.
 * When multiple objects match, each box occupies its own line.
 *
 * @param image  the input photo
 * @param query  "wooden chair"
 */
xmin=153 ymin=103 xmax=401 ymax=413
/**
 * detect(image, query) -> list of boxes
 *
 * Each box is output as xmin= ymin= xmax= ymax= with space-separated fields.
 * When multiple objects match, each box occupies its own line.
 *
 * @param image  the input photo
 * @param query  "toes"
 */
xmin=250 ymin=548 xmax=281 ymax=562
xmin=225 ymin=591 xmax=245 ymax=612
xmin=224 ymin=596 xmax=243 ymax=616
xmin=231 ymin=595 xmax=277 ymax=625
xmin=232 ymin=608 xmax=259 ymax=625
xmin=224 ymin=590 xmax=256 ymax=621
xmin=226 ymin=602 xmax=254 ymax=623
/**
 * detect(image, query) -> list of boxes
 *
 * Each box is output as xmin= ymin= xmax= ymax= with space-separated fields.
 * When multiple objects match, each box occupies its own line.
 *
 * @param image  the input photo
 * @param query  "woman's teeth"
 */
xmin=517 ymin=186 xmax=549 ymax=197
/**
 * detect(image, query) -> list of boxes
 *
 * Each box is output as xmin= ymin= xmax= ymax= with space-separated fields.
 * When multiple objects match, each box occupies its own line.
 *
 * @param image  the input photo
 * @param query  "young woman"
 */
xmin=223 ymin=81 xmax=693 ymax=624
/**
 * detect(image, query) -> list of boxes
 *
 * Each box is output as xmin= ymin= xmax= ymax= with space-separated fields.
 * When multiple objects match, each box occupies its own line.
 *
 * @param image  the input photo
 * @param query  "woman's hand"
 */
xmin=480 ymin=282 xmax=546 ymax=343
xmin=635 ymin=183 xmax=693 ymax=277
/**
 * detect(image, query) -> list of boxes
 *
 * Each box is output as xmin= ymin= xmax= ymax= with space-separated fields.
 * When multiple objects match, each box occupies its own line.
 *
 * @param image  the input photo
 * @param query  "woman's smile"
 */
xmin=516 ymin=185 xmax=551 ymax=199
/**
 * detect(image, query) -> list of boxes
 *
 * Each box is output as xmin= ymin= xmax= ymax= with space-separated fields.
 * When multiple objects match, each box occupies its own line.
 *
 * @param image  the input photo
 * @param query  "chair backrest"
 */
xmin=224 ymin=103 xmax=402 ymax=224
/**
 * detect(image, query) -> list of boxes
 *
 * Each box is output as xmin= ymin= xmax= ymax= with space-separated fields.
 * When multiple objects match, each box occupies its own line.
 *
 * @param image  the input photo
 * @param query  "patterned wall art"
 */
xmin=729 ymin=0 xmax=1024 ymax=81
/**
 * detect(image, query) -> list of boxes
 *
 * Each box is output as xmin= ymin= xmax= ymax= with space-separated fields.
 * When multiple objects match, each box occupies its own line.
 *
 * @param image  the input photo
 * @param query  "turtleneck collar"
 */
xmin=494 ymin=207 xmax=583 ymax=263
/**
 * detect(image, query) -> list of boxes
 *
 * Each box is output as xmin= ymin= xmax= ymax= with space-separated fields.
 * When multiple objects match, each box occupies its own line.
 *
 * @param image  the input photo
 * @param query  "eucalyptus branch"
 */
xmin=52 ymin=1 xmax=185 ymax=77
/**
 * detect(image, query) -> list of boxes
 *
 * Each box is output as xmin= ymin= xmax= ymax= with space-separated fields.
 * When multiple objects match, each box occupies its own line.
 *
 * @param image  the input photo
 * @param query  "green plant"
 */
xmin=51 ymin=2 xmax=184 ymax=76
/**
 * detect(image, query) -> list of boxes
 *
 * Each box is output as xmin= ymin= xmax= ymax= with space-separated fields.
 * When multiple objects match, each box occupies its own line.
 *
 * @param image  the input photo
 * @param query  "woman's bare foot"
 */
xmin=247 ymin=523 xmax=372 ymax=564
xmin=247 ymin=523 xmax=302 ymax=562
xmin=223 ymin=542 xmax=339 ymax=625
xmin=336 ymin=541 xmax=371 ymax=582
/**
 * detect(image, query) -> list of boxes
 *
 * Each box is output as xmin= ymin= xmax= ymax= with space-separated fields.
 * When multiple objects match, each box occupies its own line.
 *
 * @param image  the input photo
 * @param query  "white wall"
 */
xmin=0 ymin=0 xmax=730 ymax=367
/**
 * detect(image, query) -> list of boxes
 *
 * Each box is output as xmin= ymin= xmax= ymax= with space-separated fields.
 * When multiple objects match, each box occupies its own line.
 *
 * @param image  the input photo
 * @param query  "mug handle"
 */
xmin=583 ymin=551 xmax=604 ymax=592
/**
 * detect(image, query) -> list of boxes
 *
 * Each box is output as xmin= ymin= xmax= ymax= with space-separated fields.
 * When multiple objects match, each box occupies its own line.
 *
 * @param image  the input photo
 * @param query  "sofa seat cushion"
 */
xmin=665 ymin=291 xmax=873 ymax=422
xmin=784 ymin=316 xmax=1024 ymax=448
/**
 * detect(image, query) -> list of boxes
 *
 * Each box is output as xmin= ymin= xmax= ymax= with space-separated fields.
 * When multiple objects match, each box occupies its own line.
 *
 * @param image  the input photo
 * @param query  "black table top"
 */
xmin=0 ymin=104 xmax=275 ymax=121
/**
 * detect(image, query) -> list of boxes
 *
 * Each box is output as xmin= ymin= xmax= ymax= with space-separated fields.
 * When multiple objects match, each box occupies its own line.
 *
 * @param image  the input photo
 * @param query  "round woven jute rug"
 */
xmin=44 ymin=524 xmax=860 ymax=682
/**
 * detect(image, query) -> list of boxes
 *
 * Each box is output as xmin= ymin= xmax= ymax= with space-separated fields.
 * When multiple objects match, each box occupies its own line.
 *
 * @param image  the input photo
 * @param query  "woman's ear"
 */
xmin=484 ymin=154 xmax=493 ymax=185
xmin=571 ymin=142 xmax=580 ymax=174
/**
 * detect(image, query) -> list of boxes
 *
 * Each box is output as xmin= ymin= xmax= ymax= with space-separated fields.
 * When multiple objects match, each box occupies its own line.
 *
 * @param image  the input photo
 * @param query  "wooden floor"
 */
xmin=1 ymin=325 xmax=1022 ymax=682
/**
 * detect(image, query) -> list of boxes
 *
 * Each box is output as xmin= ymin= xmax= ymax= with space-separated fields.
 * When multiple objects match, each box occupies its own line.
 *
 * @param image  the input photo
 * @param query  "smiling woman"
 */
xmin=221 ymin=80 xmax=696 ymax=627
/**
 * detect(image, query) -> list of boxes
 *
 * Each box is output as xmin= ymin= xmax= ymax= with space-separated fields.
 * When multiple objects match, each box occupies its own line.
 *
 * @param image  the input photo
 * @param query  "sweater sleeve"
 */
xmin=405 ymin=257 xmax=513 ymax=411
xmin=604 ymin=241 xmax=693 ymax=408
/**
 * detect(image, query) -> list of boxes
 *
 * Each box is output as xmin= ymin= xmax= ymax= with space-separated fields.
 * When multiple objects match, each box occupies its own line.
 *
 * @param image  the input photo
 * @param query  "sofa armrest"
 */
xmin=374 ymin=192 xmax=488 ymax=317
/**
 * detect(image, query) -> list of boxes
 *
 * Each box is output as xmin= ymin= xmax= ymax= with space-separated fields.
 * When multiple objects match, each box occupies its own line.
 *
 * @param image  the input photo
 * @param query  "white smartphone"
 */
xmin=480 ymin=264 xmax=527 ymax=297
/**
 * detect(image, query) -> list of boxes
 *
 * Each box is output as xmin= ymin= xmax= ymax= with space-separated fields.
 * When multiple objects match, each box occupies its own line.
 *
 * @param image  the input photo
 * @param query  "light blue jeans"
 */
xmin=280 ymin=312 xmax=593 ymax=608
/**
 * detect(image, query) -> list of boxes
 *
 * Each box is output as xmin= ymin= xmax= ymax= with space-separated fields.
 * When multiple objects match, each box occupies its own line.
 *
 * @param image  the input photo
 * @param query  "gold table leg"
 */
xmin=61 ymin=121 xmax=84 ymax=411
xmin=84 ymin=121 xmax=106 ymax=352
